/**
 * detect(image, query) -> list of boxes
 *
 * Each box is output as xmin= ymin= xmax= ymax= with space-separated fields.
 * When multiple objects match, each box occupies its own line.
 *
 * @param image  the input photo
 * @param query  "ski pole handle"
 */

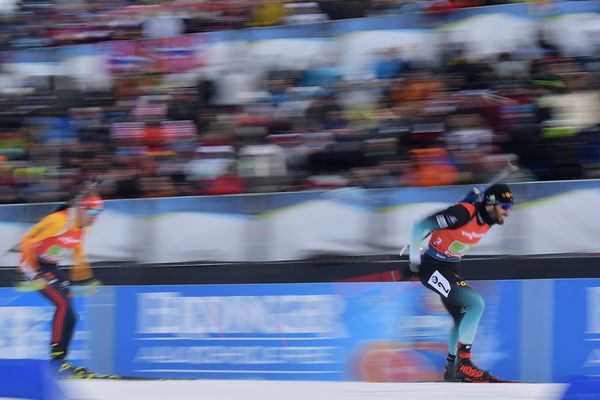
xmin=484 ymin=161 xmax=519 ymax=190
xmin=67 ymin=176 xmax=104 ymax=207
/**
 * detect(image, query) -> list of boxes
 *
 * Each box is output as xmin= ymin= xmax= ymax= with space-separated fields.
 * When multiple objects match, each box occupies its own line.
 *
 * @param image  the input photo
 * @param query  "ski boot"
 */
xmin=443 ymin=359 xmax=458 ymax=382
xmin=57 ymin=361 xmax=118 ymax=379
xmin=57 ymin=361 xmax=90 ymax=379
xmin=51 ymin=343 xmax=117 ymax=379
xmin=455 ymin=343 xmax=500 ymax=382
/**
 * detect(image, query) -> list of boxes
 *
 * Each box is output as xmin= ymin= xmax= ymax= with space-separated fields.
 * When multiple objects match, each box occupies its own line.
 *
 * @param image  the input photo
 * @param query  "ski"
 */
xmin=60 ymin=374 xmax=192 ymax=381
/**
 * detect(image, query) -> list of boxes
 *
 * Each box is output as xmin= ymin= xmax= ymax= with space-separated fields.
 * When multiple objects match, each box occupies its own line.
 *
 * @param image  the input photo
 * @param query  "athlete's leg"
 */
xmin=38 ymin=264 xmax=77 ymax=364
xmin=419 ymin=257 xmax=492 ymax=381
xmin=441 ymin=300 xmax=464 ymax=357
xmin=418 ymin=258 xmax=464 ymax=380
xmin=442 ymin=285 xmax=494 ymax=381
xmin=37 ymin=265 xmax=107 ymax=379
xmin=445 ymin=284 xmax=485 ymax=346
xmin=439 ymin=300 xmax=464 ymax=381
xmin=419 ymin=258 xmax=485 ymax=346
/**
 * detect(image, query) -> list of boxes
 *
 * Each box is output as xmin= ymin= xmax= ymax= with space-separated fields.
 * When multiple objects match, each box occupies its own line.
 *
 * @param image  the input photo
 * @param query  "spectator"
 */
xmin=403 ymin=147 xmax=460 ymax=187
xmin=249 ymin=0 xmax=285 ymax=27
xmin=443 ymin=111 xmax=495 ymax=169
xmin=185 ymin=145 xmax=237 ymax=181
xmin=0 ymin=0 xmax=598 ymax=204
xmin=142 ymin=10 xmax=186 ymax=39
xmin=282 ymin=2 xmax=328 ymax=25
xmin=373 ymin=48 xmax=405 ymax=80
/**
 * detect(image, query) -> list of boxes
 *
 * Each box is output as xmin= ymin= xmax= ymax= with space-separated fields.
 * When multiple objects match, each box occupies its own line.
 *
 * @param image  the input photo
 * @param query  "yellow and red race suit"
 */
xmin=19 ymin=209 xmax=93 ymax=282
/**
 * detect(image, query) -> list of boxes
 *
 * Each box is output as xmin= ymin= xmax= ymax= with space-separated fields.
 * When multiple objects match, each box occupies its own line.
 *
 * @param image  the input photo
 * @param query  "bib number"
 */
xmin=428 ymin=270 xmax=451 ymax=298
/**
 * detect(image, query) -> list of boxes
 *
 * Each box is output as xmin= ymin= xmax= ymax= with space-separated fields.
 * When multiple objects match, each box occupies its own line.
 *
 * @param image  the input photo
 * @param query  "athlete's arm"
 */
xmin=428 ymin=203 xmax=473 ymax=230
xmin=20 ymin=212 xmax=68 ymax=278
xmin=71 ymin=241 xmax=94 ymax=283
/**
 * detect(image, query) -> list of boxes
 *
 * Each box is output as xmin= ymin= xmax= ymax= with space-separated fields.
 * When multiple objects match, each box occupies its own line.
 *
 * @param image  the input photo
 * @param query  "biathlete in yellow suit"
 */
xmin=18 ymin=194 xmax=105 ymax=378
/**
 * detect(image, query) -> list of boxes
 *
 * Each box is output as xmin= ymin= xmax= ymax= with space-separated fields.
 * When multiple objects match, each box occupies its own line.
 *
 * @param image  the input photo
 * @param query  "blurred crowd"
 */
xmin=0 ymin=0 xmax=599 ymax=203
xmin=0 ymin=0 xmax=552 ymax=50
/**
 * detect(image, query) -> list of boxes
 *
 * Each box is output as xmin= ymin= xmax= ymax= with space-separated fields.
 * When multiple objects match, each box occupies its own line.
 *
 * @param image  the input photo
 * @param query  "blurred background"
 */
xmin=1 ymin=0 xmax=600 ymax=391
xmin=0 ymin=0 xmax=596 ymax=203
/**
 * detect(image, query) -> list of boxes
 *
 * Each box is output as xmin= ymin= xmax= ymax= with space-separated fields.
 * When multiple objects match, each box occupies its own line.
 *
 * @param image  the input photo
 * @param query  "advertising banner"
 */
xmin=553 ymin=279 xmax=600 ymax=380
xmin=0 ymin=287 xmax=90 ymax=363
xmin=0 ymin=279 xmax=569 ymax=382
xmin=1 ymin=181 xmax=600 ymax=267
xmin=112 ymin=281 xmax=520 ymax=381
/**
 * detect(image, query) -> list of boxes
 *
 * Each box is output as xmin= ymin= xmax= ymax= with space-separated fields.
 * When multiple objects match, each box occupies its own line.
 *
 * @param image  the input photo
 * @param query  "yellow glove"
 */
xmin=15 ymin=273 xmax=50 ymax=292
xmin=71 ymin=278 xmax=103 ymax=297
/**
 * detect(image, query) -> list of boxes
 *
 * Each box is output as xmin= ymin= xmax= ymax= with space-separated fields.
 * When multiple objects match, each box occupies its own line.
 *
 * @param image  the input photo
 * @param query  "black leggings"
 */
xmin=38 ymin=262 xmax=77 ymax=357
xmin=418 ymin=255 xmax=485 ymax=355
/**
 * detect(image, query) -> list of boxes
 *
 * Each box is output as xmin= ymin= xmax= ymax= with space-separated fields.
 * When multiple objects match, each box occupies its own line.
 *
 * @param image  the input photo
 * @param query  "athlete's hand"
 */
xmin=401 ymin=244 xmax=422 ymax=273
xmin=16 ymin=269 xmax=56 ymax=292
xmin=72 ymin=277 xmax=102 ymax=287
xmin=408 ymin=246 xmax=422 ymax=273
xmin=71 ymin=277 xmax=102 ymax=297
xmin=19 ymin=260 xmax=39 ymax=280
xmin=462 ymin=186 xmax=485 ymax=204
xmin=399 ymin=244 xmax=409 ymax=256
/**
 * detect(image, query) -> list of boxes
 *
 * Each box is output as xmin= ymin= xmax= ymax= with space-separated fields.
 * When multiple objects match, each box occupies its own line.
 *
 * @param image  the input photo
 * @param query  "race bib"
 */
xmin=428 ymin=270 xmax=451 ymax=298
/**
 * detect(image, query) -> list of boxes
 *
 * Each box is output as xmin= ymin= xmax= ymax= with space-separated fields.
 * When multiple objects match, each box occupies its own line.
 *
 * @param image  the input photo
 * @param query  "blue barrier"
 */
xmin=111 ymin=282 xmax=519 ymax=381
xmin=4 ymin=278 xmax=600 ymax=383
xmin=0 ymin=359 xmax=65 ymax=400
xmin=561 ymin=376 xmax=600 ymax=399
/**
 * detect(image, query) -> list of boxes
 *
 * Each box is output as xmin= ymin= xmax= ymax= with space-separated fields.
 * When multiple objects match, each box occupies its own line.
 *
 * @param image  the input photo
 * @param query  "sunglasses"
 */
xmin=86 ymin=208 xmax=103 ymax=216
xmin=500 ymin=203 xmax=512 ymax=211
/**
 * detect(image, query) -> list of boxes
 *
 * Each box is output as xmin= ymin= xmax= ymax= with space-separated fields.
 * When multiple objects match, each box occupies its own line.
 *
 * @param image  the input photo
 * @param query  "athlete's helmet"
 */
xmin=78 ymin=195 xmax=104 ymax=216
xmin=483 ymin=184 xmax=513 ymax=207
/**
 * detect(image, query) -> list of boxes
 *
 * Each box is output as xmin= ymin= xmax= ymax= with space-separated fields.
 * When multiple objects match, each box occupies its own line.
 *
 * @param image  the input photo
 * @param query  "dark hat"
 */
xmin=484 ymin=184 xmax=514 ymax=205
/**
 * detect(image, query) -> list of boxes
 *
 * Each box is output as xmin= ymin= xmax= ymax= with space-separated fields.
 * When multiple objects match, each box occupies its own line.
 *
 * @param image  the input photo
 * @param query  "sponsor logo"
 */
xmin=444 ymin=250 xmax=460 ymax=258
xmin=459 ymin=365 xmax=484 ymax=378
xmin=432 ymin=238 xmax=442 ymax=246
xmin=444 ymin=241 xmax=470 ymax=258
xmin=461 ymin=230 xmax=486 ymax=240
xmin=48 ymin=245 xmax=61 ymax=257
xmin=136 ymin=293 xmax=347 ymax=336
xmin=58 ymin=236 xmax=79 ymax=245
xmin=436 ymin=215 xmax=448 ymax=229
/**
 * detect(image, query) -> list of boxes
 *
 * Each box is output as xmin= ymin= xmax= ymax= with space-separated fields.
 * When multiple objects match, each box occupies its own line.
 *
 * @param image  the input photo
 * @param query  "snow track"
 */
xmin=63 ymin=380 xmax=568 ymax=400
